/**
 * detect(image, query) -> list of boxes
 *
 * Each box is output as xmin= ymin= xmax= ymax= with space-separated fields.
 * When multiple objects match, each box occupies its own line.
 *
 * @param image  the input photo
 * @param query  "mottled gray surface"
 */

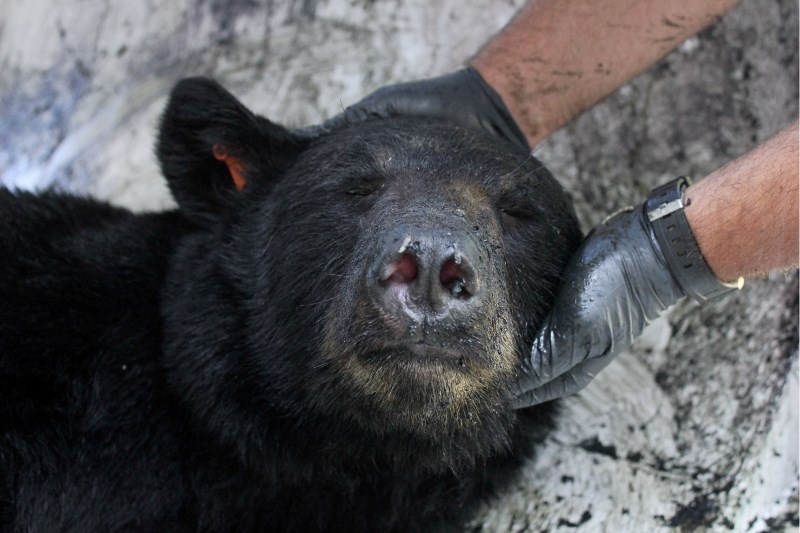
xmin=1 ymin=0 xmax=797 ymax=531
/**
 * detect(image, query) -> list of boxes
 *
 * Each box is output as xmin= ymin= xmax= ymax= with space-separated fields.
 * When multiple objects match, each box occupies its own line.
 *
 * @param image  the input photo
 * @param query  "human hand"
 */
xmin=306 ymin=67 xmax=530 ymax=151
xmin=513 ymin=173 xmax=749 ymax=408
xmin=511 ymin=204 xmax=686 ymax=408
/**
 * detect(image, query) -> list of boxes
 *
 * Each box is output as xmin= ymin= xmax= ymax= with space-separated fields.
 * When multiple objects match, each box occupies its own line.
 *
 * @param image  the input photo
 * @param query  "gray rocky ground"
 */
xmin=1 ymin=1 xmax=797 ymax=530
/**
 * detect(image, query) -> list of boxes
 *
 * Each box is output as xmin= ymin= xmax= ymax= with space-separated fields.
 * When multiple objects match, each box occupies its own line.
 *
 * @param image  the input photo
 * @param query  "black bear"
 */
xmin=0 ymin=78 xmax=582 ymax=532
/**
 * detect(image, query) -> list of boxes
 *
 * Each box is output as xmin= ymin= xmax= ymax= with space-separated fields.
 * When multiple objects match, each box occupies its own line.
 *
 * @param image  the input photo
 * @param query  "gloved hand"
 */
xmin=511 ymin=205 xmax=686 ymax=408
xmin=308 ymin=67 xmax=530 ymax=151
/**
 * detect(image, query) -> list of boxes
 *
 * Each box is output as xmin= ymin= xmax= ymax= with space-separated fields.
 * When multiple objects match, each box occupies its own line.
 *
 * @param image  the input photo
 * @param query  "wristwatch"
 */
xmin=645 ymin=176 xmax=743 ymax=302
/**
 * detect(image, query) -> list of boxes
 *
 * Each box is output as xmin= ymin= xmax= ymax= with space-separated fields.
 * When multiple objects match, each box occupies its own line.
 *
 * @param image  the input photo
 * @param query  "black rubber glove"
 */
xmin=511 ymin=205 xmax=687 ymax=408
xmin=311 ymin=67 xmax=530 ymax=151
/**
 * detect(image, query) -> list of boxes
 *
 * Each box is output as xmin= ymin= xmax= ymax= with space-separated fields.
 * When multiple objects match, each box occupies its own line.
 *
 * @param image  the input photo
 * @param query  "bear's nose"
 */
xmin=371 ymin=228 xmax=483 ymax=321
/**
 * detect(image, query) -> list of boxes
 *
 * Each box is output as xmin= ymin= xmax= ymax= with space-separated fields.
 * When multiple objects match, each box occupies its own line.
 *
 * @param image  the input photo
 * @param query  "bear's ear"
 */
xmin=157 ymin=77 xmax=309 ymax=224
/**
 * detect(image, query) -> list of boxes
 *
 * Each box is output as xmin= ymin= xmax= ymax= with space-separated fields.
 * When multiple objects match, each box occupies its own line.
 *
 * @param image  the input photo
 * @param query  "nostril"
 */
xmin=382 ymin=253 xmax=418 ymax=284
xmin=440 ymin=258 xmax=471 ymax=299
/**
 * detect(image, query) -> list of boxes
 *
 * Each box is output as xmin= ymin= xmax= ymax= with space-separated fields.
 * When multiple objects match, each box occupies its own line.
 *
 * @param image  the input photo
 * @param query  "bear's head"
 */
xmin=158 ymin=78 xmax=582 ymax=472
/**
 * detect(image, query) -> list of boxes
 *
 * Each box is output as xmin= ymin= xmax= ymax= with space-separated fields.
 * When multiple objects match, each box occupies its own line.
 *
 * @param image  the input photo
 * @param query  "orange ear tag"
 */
xmin=212 ymin=144 xmax=247 ymax=190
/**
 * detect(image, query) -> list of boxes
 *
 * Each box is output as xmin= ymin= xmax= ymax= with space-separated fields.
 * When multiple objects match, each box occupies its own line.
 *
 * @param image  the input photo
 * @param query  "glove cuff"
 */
xmin=463 ymin=67 xmax=530 ymax=151
xmin=645 ymin=176 xmax=743 ymax=302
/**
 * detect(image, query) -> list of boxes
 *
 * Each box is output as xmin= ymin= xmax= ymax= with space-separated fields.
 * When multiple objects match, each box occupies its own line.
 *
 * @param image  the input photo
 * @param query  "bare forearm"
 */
xmin=471 ymin=0 xmax=741 ymax=146
xmin=684 ymin=121 xmax=799 ymax=281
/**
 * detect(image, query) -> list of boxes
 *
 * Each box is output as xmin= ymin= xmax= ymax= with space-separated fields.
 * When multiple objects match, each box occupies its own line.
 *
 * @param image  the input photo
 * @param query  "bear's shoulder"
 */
xmin=0 ymin=190 xmax=201 ymax=530
xmin=0 ymin=188 xmax=191 ymax=425
xmin=0 ymin=189 xmax=188 ymax=280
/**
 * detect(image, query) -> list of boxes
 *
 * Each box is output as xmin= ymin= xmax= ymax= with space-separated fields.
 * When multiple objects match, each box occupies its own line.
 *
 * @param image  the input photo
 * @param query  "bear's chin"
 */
xmin=309 ymin=342 xmax=519 ymax=456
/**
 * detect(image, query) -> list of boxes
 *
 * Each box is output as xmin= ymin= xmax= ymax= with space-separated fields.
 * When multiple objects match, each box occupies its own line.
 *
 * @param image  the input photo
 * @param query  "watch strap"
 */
xmin=646 ymin=176 xmax=742 ymax=302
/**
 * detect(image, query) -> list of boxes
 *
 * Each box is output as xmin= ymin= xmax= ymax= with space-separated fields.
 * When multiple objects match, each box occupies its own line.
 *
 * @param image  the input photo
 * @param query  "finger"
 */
xmin=511 ymin=353 xmax=615 ymax=409
xmin=522 ymin=316 xmax=557 ymax=383
xmin=510 ymin=369 xmax=589 ymax=408
xmin=305 ymin=113 xmax=351 ymax=137
xmin=295 ymin=122 xmax=334 ymax=139
xmin=303 ymin=105 xmax=379 ymax=138
xmin=525 ymin=318 xmax=595 ymax=387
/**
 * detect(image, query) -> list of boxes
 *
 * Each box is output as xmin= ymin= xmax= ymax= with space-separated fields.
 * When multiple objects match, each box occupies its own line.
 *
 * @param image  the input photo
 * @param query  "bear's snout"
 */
xmin=369 ymin=225 xmax=485 ymax=326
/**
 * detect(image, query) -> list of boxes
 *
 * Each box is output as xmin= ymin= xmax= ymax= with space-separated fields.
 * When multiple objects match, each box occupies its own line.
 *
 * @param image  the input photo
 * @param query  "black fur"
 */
xmin=0 ymin=78 xmax=582 ymax=532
